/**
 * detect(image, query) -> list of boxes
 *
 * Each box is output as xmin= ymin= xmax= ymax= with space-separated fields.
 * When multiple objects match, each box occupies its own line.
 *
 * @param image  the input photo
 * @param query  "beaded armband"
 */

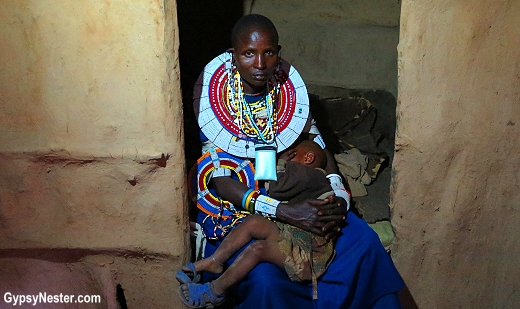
xmin=326 ymin=173 xmax=351 ymax=211
xmin=254 ymin=195 xmax=280 ymax=218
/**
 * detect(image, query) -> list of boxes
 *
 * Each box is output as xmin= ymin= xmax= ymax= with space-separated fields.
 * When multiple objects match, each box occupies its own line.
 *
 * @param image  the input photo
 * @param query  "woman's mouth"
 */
xmin=252 ymin=74 xmax=267 ymax=81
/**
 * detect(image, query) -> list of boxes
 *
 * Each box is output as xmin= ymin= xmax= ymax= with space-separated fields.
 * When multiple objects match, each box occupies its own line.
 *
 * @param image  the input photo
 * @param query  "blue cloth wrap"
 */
xmin=197 ymin=211 xmax=405 ymax=309
xmin=197 ymin=91 xmax=404 ymax=307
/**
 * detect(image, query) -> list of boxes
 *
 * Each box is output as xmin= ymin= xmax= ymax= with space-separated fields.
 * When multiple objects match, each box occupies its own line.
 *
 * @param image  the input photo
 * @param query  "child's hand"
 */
xmin=279 ymin=149 xmax=296 ymax=161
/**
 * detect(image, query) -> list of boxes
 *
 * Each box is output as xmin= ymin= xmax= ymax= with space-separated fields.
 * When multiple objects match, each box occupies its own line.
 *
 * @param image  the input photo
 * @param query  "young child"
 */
xmin=177 ymin=140 xmax=337 ymax=308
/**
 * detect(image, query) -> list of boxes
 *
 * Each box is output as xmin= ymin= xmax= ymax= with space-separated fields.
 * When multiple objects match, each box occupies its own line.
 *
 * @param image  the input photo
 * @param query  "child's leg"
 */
xmin=212 ymin=215 xmax=279 ymax=263
xmin=210 ymin=238 xmax=287 ymax=295
xmin=191 ymin=214 xmax=280 ymax=274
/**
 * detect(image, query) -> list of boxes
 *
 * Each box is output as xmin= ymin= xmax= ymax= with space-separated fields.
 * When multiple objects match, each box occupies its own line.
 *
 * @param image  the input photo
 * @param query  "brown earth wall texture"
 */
xmin=0 ymin=1 xmax=188 ymax=308
xmin=393 ymin=0 xmax=520 ymax=308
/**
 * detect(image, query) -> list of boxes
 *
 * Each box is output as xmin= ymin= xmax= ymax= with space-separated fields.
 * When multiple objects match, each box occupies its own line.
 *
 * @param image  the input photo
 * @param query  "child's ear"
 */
xmin=304 ymin=151 xmax=315 ymax=165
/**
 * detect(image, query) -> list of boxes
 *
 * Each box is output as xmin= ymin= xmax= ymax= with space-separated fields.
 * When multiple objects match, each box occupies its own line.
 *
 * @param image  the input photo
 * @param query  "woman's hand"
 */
xmin=276 ymin=195 xmax=346 ymax=240
xmin=318 ymin=195 xmax=348 ymax=239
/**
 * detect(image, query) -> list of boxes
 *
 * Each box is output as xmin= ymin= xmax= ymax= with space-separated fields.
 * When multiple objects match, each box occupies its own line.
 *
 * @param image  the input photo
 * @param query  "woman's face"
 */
xmin=231 ymin=27 xmax=280 ymax=94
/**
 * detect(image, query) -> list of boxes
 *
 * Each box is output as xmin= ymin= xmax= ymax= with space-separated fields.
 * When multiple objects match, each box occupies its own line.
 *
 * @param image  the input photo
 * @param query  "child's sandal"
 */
xmin=179 ymin=282 xmax=225 ymax=309
xmin=175 ymin=263 xmax=201 ymax=284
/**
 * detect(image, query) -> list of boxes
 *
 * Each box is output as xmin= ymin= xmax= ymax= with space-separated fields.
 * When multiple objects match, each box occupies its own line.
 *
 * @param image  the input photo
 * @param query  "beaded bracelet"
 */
xmin=241 ymin=189 xmax=254 ymax=209
xmin=241 ymin=189 xmax=260 ymax=213
xmin=246 ymin=190 xmax=260 ymax=213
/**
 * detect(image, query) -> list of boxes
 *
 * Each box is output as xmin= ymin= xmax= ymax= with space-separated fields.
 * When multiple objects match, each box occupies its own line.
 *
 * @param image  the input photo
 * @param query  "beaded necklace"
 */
xmin=226 ymin=66 xmax=280 ymax=144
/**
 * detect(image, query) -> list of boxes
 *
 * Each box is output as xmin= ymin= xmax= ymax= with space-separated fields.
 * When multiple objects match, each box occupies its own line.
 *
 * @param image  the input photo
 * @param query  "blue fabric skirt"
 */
xmin=199 ymin=211 xmax=405 ymax=309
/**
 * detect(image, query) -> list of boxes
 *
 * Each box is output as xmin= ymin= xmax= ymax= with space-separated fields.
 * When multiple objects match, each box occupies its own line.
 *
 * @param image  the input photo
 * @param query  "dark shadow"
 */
xmin=399 ymin=285 xmax=420 ymax=309
xmin=177 ymin=0 xmax=244 ymax=165
xmin=116 ymin=284 xmax=128 ymax=309
xmin=308 ymin=89 xmax=397 ymax=223
xmin=308 ymin=93 xmax=342 ymax=155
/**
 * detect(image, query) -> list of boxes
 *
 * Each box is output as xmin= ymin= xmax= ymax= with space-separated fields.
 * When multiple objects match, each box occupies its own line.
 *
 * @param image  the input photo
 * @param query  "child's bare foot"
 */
xmin=176 ymin=256 xmax=224 ymax=285
xmin=193 ymin=255 xmax=224 ymax=274
xmin=209 ymin=281 xmax=226 ymax=296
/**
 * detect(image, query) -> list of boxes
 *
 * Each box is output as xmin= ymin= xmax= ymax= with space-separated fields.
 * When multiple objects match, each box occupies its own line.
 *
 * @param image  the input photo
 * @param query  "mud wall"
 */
xmin=246 ymin=0 xmax=401 ymax=96
xmin=393 ymin=0 xmax=520 ymax=307
xmin=0 ymin=1 xmax=187 ymax=308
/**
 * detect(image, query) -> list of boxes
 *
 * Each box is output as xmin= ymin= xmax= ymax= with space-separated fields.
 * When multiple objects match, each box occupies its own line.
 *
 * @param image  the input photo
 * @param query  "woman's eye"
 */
xmin=245 ymin=51 xmax=254 ymax=57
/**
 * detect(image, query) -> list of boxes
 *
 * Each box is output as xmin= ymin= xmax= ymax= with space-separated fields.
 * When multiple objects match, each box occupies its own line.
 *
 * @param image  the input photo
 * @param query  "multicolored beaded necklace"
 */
xmin=225 ymin=67 xmax=280 ymax=144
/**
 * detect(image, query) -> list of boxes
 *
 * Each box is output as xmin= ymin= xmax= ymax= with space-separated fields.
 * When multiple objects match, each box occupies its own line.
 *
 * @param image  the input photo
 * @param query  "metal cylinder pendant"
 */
xmin=254 ymin=145 xmax=277 ymax=181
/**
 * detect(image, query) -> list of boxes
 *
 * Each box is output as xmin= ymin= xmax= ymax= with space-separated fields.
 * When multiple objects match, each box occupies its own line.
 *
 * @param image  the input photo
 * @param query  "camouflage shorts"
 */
xmin=276 ymin=222 xmax=335 ymax=282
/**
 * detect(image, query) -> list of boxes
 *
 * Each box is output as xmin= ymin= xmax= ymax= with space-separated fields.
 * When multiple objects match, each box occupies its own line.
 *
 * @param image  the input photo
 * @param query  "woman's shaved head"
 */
xmin=231 ymin=14 xmax=279 ymax=49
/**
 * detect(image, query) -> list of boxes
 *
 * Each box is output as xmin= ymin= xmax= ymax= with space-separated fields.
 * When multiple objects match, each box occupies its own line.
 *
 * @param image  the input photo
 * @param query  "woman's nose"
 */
xmin=254 ymin=55 xmax=266 ymax=69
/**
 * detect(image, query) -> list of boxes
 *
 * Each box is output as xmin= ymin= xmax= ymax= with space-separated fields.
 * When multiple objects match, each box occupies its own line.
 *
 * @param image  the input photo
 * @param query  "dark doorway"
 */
xmin=177 ymin=1 xmax=244 ymax=165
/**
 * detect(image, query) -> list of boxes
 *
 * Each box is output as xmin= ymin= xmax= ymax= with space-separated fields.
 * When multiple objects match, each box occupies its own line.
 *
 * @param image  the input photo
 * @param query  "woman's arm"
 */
xmin=210 ymin=176 xmax=250 ymax=207
xmin=211 ymin=175 xmax=345 ymax=240
xmin=324 ymin=147 xmax=339 ymax=175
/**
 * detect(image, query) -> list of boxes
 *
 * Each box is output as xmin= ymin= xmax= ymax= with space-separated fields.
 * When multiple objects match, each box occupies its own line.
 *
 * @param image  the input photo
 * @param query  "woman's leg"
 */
xmin=233 ymin=261 xmax=314 ymax=309
xmin=317 ymin=212 xmax=405 ymax=309
xmin=228 ymin=212 xmax=405 ymax=309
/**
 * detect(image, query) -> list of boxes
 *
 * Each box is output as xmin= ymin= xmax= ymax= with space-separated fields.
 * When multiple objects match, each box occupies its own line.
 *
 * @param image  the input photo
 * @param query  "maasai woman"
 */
xmin=183 ymin=14 xmax=404 ymax=309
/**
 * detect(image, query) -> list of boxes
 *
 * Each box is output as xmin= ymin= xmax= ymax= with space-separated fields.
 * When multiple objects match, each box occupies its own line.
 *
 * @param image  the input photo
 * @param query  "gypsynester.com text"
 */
xmin=3 ymin=292 xmax=102 ymax=306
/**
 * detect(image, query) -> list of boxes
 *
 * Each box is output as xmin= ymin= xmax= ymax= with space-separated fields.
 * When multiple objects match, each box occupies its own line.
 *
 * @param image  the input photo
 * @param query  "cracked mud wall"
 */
xmin=0 ymin=1 xmax=187 ymax=308
xmin=393 ymin=0 xmax=520 ymax=308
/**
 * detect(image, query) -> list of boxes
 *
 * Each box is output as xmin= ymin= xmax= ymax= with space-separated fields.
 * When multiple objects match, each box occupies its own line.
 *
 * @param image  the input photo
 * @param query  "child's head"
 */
xmin=290 ymin=140 xmax=327 ymax=169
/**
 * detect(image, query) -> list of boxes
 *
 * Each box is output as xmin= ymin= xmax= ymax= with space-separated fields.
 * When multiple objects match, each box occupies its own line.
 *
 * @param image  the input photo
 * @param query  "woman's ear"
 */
xmin=227 ymin=48 xmax=236 ymax=63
